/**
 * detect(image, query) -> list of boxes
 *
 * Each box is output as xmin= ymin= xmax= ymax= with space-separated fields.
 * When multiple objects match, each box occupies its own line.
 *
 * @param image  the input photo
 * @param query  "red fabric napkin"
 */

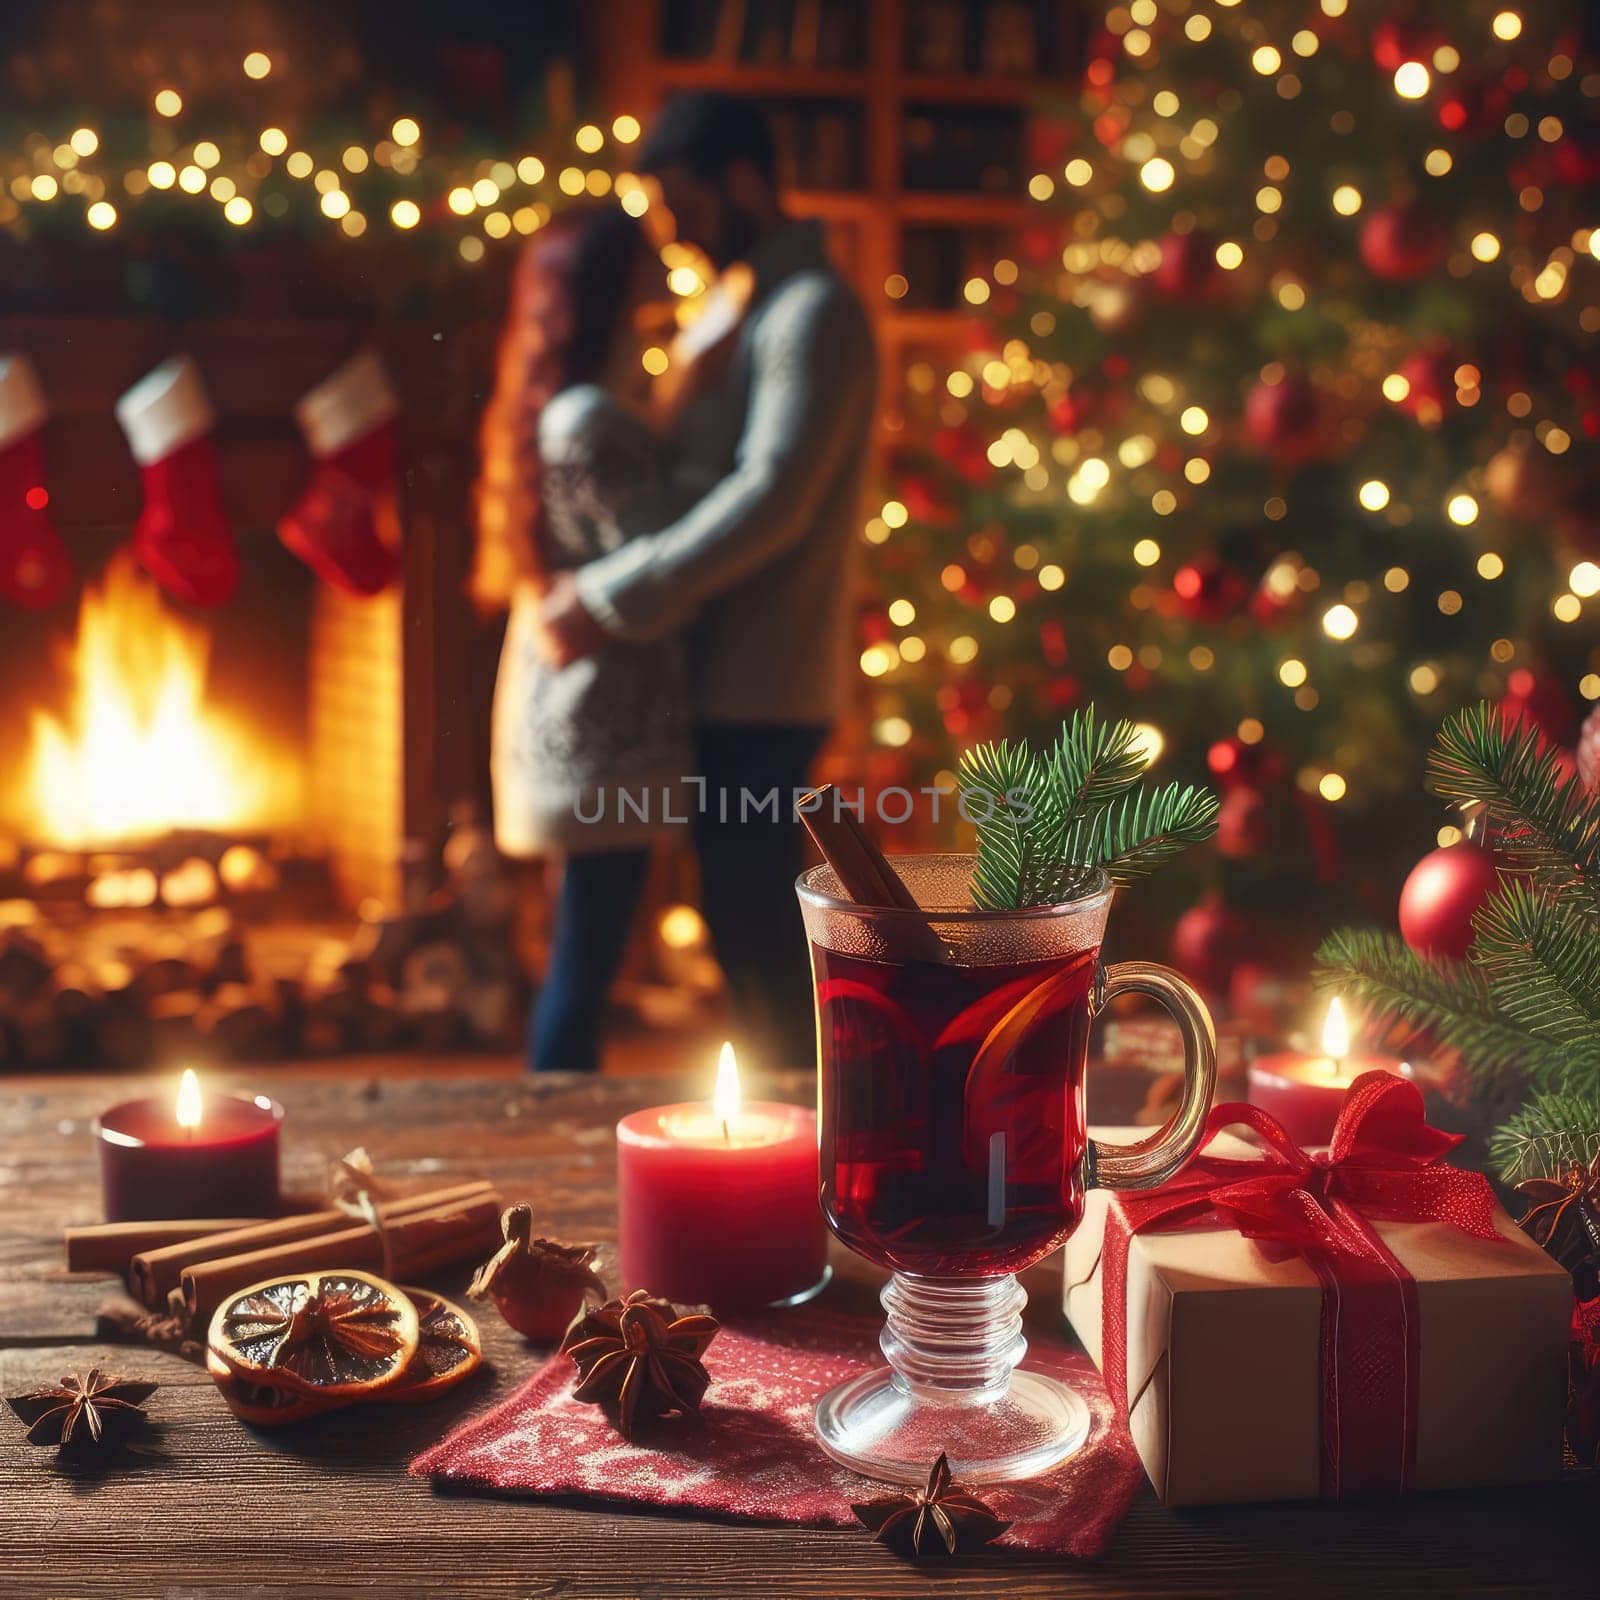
xmin=411 ymin=1305 xmax=1142 ymax=1559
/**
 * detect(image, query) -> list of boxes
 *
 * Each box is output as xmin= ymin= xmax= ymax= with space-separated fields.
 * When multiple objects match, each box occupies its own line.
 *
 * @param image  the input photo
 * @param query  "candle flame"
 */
xmin=1321 ymin=997 xmax=1350 ymax=1065
xmin=175 ymin=1068 xmax=203 ymax=1130
xmin=712 ymin=1041 xmax=741 ymax=1129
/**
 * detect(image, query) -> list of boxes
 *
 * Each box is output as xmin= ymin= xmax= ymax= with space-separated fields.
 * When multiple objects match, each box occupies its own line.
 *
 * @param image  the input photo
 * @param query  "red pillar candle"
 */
xmin=617 ymin=1044 xmax=828 ymax=1313
xmin=94 ymin=1069 xmax=282 ymax=1222
xmin=1247 ymin=998 xmax=1408 ymax=1148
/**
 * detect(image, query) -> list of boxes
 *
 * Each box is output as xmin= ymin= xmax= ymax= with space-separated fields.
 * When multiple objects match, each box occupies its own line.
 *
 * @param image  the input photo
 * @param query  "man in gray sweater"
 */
xmin=538 ymin=93 xmax=878 ymax=1069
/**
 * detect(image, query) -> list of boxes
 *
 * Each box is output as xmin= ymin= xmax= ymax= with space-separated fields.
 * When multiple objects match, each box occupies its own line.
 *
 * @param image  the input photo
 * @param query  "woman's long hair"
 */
xmin=473 ymin=205 xmax=650 ymax=606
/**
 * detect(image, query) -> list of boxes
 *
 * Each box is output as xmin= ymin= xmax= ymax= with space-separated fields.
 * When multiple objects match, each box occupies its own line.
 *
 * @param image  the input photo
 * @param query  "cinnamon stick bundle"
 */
xmin=130 ymin=1179 xmax=495 ymax=1308
xmin=66 ymin=1219 xmax=268 ymax=1274
xmin=181 ymin=1191 xmax=503 ymax=1324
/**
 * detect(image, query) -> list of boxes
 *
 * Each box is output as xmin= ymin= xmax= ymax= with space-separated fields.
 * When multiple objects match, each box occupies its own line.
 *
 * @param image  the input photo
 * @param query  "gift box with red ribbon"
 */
xmin=1063 ymin=1071 xmax=1571 ymax=1505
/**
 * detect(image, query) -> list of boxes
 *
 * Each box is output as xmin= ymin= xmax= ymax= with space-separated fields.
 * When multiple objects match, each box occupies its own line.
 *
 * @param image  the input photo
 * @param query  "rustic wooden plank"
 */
xmin=0 ymin=1065 xmax=1590 ymax=1599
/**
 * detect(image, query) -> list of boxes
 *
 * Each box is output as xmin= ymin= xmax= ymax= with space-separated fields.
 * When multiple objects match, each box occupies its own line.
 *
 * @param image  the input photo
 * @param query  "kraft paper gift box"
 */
xmin=1062 ymin=1124 xmax=1572 ymax=1507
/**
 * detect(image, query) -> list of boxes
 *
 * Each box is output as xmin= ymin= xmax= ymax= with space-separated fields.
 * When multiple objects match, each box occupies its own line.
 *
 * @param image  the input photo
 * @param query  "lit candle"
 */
xmin=1247 ymin=998 xmax=1409 ymax=1148
xmin=94 ymin=1069 xmax=282 ymax=1222
xmin=616 ymin=1042 xmax=828 ymax=1313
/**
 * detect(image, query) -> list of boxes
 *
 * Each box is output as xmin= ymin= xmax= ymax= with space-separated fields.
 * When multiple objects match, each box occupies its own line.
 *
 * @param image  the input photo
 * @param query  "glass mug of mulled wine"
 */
xmin=796 ymin=854 xmax=1215 ymax=1485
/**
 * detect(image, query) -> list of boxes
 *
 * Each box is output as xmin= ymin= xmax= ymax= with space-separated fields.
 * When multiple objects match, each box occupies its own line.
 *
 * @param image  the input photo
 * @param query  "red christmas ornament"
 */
xmin=1485 ymin=436 xmax=1571 ymax=518
xmin=1048 ymin=385 xmax=1101 ymax=436
xmin=1360 ymin=202 xmax=1446 ymax=283
xmin=1398 ymin=842 xmax=1499 ymax=960
xmin=1152 ymin=230 xmax=1219 ymax=298
xmin=1215 ymin=783 xmax=1270 ymax=859
xmin=1578 ymin=705 xmax=1600 ymax=794
xmin=1170 ymin=894 xmax=1252 ymax=997
xmin=1501 ymin=666 xmax=1575 ymax=745
xmin=1244 ymin=373 xmax=1322 ymax=462
xmin=1372 ymin=20 xmax=1439 ymax=74
xmin=1396 ymin=343 xmax=1458 ymax=425
xmin=1172 ymin=554 xmax=1249 ymax=621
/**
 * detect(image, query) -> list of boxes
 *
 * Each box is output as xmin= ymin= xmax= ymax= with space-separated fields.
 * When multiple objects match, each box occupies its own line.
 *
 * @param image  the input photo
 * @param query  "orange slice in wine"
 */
xmin=208 ymin=1270 xmax=420 ymax=1401
xmin=205 ymin=1349 xmax=342 ymax=1427
xmin=960 ymin=955 xmax=1094 ymax=1182
xmin=383 ymin=1288 xmax=483 ymax=1404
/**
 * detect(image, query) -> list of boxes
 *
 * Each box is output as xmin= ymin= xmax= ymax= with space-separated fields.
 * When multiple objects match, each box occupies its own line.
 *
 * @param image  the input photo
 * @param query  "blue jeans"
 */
xmin=527 ymin=721 xmax=826 ymax=1073
xmin=528 ymin=846 xmax=651 ymax=1074
xmin=692 ymin=721 xmax=827 ymax=1071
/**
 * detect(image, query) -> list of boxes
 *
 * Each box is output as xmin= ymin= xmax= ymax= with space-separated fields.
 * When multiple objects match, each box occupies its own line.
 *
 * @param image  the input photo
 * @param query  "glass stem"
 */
xmin=880 ymin=1273 xmax=1028 ymax=1401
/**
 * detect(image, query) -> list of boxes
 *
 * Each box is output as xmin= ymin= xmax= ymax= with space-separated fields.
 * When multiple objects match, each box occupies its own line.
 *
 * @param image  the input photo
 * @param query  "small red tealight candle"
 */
xmin=617 ymin=1043 xmax=828 ymax=1313
xmin=94 ymin=1069 xmax=282 ymax=1222
xmin=1247 ymin=997 xmax=1409 ymax=1148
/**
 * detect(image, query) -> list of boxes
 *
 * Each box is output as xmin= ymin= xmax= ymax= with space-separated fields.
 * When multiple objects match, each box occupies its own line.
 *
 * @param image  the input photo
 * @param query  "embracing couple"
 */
xmin=475 ymin=94 xmax=878 ymax=1076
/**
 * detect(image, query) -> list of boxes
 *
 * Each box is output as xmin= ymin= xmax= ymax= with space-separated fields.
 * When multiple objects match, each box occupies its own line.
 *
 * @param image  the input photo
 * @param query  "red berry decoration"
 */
xmin=1360 ymin=202 xmax=1446 ymax=282
xmin=1398 ymin=843 xmax=1499 ymax=960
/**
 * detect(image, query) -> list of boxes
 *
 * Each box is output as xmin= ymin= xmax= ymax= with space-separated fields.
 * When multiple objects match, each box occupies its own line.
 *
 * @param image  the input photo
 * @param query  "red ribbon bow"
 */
xmin=1100 ymin=1070 xmax=1502 ymax=1498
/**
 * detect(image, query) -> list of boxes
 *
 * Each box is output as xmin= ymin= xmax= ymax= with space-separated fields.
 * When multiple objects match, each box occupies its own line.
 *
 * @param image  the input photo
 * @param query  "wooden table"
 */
xmin=2 ymin=1067 xmax=1591 ymax=1599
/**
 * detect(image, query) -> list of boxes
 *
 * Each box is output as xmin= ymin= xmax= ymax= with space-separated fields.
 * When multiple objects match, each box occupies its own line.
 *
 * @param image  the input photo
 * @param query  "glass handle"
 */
xmin=1088 ymin=960 xmax=1216 ymax=1191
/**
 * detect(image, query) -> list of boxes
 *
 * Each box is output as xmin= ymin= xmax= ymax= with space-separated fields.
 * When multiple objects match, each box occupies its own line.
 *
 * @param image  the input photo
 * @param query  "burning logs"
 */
xmin=0 ymin=820 xmax=529 ymax=1068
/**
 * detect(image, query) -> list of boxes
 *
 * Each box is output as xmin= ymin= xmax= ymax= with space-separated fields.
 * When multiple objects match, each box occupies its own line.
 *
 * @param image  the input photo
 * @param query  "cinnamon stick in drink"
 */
xmin=181 ymin=1192 xmax=504 ymax=1324
xmin=66 ymin=1219 xmax=268 ymax=1275
xmin=130 ymin=1179 xmax=495 ymax=1307
xmin=798 ymin=785 xmax=948 ymax=961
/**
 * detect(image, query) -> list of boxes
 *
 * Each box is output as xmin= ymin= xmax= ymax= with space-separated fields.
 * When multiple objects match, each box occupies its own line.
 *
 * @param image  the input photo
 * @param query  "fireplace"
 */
xmin=0 ymin=313 xmax=514 ymax=1069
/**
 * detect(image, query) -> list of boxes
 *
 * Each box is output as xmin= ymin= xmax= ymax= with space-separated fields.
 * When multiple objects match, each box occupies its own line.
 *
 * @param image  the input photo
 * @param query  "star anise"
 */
xmin=559 ymin=1289 xmax=719 ymax=1438
xmin=853 ymin=1453 xmax=1011 ymax=1561
xmin=6 ymin=1370 xmax=157 ymax=1451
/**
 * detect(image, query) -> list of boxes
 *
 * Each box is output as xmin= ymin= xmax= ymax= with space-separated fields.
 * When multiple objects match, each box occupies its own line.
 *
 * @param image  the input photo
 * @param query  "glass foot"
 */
xmin=814 ymin=1365 xmax=1091 ymax=1485
xmin=814 ymin=1272 xmax=1091 ymax=1484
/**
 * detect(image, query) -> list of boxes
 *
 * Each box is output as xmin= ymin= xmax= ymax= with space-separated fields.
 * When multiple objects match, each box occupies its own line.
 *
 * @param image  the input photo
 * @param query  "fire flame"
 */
xmin=713 ymin=1040 xmax=742 ymax=1129
xmin=175 ymin=1068 xmax=203 ymax=1130
xmin=1321 ymin=996 xmax=1350 ymax=1064
xmin=24 ymin=555 xmax=298 ymax=847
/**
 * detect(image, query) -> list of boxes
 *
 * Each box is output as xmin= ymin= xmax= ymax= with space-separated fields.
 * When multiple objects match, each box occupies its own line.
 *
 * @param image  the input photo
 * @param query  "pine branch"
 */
xmin=958 ymin=739 xmax=1039 ymax=913
xmin=960 ymin=707 xmax=1216 ymax=907
xmin=1471 ymin=881 xmax=1600 ymax=1047
xmin=1426 ymin=702 xmax=1600 ymax=912
xmin=1068 ymin=783 xmax=1222 ymax=886
xmin=1043 ymin=706 xmax=1148 ymax=820
xmin=1311 ymin=928 xmax=1587 ymax=1090
xmin=1488 ymin=1087 xmax=1600 ymax=1185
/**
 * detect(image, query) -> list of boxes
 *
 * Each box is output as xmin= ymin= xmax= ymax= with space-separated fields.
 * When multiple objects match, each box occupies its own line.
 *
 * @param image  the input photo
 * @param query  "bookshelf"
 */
xmin=588 ymin=0 xmax=1081 ymax=363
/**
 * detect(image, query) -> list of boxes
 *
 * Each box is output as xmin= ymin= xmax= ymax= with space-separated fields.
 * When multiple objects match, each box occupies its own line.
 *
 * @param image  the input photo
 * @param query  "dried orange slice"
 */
xmin=205 ymin=1349 xmax=341 ymax=1427
xmin=208 ymin=1270 xmax=419 ymax=1401
xmin=382 ymin=1288 xmax=483 ymax=1404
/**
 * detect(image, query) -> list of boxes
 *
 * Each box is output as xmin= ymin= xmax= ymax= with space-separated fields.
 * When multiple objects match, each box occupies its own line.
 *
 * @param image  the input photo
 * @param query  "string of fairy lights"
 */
xmin=857 ymin=0 xmax=1600 ymax=817
xmin=0 ymin=46 xmax=722 ymax=293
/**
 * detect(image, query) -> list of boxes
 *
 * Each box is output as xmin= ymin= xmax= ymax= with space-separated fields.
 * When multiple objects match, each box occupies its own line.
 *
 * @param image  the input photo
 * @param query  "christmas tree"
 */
xmin=1316 ymin=700 xmax=1599 ymax=1251
xmin=865 ymin=0 xmax=1598 ymax=973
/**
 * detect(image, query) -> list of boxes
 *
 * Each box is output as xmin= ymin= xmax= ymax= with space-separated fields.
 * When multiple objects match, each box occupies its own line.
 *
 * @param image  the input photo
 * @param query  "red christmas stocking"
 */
xmin=115 ymin=356 xmax=239 ymax=607
xmin=279 ymin=350 xmax=402 ymax=596
xmin=0 ymin=354 xmax=73 ymax=608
